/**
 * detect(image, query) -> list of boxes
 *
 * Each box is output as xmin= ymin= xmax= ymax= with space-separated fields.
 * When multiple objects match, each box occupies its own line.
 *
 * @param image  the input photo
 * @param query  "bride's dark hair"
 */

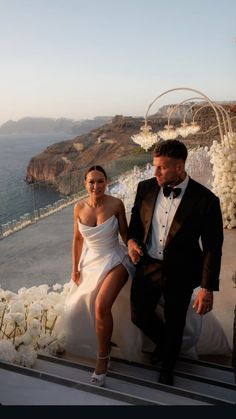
xmin=84 ymin=165 xmax=107 ymax=180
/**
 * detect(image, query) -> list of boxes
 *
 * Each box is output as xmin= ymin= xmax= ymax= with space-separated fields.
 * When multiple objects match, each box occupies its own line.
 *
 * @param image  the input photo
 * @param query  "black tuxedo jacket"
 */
xmin=127 ymin=177 xmax=224 ymax=291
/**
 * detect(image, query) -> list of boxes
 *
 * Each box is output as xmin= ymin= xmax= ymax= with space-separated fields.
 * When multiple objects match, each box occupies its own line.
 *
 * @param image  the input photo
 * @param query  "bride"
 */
xmin=62 ymin=165 xmax=140 ymax=387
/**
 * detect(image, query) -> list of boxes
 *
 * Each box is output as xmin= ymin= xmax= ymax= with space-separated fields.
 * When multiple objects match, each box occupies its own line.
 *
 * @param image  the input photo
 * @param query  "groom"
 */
xmin=127 ymin=139 xmax=224 ymax=386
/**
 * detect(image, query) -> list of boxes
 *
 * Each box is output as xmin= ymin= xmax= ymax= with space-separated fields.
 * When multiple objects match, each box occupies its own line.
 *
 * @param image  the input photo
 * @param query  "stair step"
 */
xmin=0 ymin=354 xmax=235 ymax=406
xmin=39 ymin=354 xmax=236 ymax=405
xmin=0 ymin=367 xmax=129 ymax=406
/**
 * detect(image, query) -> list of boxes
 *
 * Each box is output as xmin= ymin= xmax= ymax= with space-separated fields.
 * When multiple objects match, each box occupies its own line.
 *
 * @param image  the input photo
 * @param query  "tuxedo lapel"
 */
xmin=142 ymin=179 xmax=159 ymax=243
xmin=165 ymin=178 xmax=199 ymax=248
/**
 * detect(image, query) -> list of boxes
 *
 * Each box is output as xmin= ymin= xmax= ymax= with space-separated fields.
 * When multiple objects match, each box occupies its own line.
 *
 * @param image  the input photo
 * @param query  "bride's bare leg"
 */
xmin=94 ymin=264 xmax=128 ymax=374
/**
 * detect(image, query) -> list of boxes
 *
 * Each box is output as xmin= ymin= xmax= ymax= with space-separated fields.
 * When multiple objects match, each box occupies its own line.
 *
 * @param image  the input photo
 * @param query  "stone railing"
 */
xmin=0 ymin=192 xmax=86 ymax=240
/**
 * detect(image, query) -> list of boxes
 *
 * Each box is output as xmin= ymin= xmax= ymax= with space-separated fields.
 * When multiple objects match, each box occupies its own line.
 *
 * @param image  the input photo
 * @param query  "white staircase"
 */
xmin=0 ymin=354 xmax=235 ymax=406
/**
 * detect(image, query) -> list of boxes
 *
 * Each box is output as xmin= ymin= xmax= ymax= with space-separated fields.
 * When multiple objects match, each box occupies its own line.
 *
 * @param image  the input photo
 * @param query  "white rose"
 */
xmin=10 ymin=301 xmax=25 ymax=313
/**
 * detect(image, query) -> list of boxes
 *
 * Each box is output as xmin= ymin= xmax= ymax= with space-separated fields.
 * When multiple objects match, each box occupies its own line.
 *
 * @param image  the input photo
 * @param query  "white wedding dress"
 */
xmin=62 ymin=215 xmax=142 ymax=361
xmin=60 ymin=214 xmax=231 ymax=362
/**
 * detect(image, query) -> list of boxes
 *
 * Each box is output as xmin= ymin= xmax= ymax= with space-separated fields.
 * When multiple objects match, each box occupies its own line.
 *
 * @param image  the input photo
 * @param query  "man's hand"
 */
xmin=192 ymin=288 xmax=213 ymax=315
xmin=127 ymin=239 xmax=143 ymax=265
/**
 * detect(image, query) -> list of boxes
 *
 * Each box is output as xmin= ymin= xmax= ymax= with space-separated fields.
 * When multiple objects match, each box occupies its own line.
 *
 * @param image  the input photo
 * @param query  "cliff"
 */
xmin=26 ymin=115 xmax=160 ymax=194
xmin=25 ymin=105 xmax=236 ymax=195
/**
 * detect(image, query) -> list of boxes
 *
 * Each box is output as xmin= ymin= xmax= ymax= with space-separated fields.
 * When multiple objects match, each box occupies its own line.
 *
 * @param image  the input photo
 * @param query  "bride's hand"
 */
xmin=71 ymin=271 xmax=80 ymax=285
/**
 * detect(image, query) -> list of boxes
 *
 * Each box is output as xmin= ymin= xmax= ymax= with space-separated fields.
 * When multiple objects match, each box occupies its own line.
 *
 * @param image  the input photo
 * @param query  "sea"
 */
xmin=0 ymin=133 xmax=70 ymax=227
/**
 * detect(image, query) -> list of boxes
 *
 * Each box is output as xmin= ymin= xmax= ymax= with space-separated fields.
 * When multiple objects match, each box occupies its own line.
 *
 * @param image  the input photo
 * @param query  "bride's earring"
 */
xmin=90 ymin=353 xmax=110 ymax=387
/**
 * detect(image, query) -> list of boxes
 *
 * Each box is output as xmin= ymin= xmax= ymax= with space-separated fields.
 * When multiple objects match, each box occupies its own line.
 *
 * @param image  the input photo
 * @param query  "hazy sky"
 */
xmin=0 ymin=0 xmax=235 ymax=125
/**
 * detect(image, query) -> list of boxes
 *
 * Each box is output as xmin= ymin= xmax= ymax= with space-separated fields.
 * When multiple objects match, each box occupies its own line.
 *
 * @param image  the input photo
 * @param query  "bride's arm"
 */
xmin=71 ymin=203 xmax=84 ymax=285
xmin=116 ymin=199 xmax=128 ymax=245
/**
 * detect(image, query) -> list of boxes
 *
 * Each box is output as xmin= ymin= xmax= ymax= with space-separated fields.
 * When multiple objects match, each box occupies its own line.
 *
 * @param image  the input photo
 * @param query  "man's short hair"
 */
xmin=153 ymin=139 xmax=188 ymax=162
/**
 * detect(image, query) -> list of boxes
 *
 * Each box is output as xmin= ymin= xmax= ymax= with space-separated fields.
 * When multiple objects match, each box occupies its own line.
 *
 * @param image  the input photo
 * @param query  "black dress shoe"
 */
xmin=150 ymin=345 xmax=163 ymax=365
xmin=158 ymin=371 xmax=174 ymax=386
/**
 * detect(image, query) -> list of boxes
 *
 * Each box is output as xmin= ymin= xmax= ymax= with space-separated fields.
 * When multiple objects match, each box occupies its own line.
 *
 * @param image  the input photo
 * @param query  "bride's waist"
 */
xmin=84 ymin=239 xmax=120 ymax=251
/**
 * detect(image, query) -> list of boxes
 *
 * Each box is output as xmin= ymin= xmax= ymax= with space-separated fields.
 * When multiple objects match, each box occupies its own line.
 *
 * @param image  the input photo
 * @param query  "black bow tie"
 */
xmin=163 ymin=185 xmax=182 ymax=198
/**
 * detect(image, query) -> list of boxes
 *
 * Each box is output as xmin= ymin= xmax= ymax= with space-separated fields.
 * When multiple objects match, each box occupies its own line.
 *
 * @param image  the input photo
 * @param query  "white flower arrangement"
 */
xmin=210 ymin=133 xmax=236 ymax=229
xmin=0 ymin=283 xmax=68 ymax=367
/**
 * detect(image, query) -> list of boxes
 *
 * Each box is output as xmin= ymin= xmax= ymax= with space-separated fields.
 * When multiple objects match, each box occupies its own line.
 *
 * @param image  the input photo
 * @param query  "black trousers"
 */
xmin=130 ymin=255 xmax=193 ymax=372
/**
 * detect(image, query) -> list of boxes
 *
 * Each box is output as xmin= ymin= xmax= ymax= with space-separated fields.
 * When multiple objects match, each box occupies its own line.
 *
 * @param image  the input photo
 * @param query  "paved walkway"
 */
xmin=0 ymin=205 xmax=74 ymax=290
xmin=0 ymin=202 xmax=235 ymax=349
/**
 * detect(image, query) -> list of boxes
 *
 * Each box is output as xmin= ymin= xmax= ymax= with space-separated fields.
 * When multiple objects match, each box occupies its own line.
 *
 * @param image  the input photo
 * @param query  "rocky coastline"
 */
xmin=25 ymin=105 xmax=236 ymax=195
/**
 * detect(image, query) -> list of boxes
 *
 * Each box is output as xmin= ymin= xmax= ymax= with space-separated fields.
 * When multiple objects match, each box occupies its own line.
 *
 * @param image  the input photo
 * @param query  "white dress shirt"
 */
xmin=147 ymin=174 xmax=189 ymax=260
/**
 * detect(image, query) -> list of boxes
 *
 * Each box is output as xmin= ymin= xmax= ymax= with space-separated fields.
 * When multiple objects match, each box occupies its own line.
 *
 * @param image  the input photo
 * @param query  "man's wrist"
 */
xmin=202 ymin=288 xmax=213 ymax=293
xmin=127 ymin=238 xmax=136 ymax=246
xmin=127 ymin=238 xmax=138 ymax=244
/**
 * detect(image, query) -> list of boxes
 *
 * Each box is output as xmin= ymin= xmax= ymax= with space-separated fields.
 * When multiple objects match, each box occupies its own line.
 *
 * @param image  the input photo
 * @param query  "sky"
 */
xmin=0 ymin=0 xmax=236 ymax=125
